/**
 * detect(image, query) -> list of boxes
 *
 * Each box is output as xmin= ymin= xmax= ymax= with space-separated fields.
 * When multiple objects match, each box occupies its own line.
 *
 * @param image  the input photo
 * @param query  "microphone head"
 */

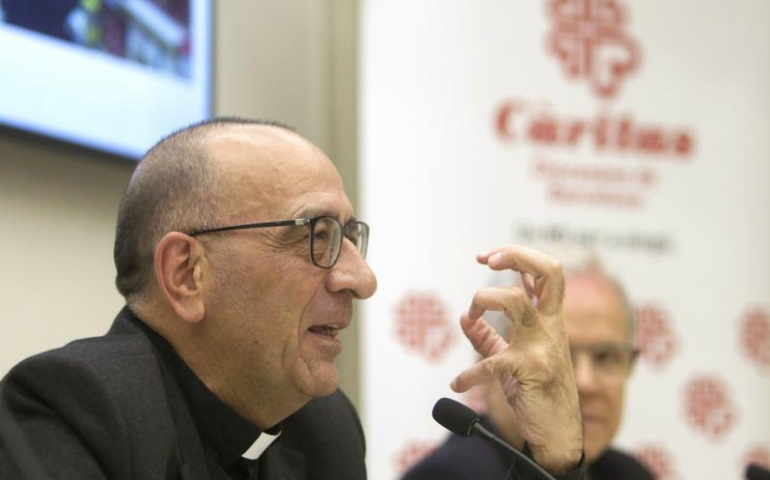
xmin=432 ymin=397 xmax=480 ymax=437
xmin=747 ymin=464 xmax=770 ymax=480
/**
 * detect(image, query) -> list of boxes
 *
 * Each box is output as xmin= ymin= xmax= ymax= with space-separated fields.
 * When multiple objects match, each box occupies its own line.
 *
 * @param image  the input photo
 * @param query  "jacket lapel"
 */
xmin=159 ymin=350 xmax=211 ymax=480
xmin=108 ymin=309 xmax=212 ymax=480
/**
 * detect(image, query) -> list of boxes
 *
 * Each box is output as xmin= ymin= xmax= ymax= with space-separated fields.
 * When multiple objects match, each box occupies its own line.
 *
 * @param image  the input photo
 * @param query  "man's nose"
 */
xmin=326 ymin=238 xmax=377 ymax=299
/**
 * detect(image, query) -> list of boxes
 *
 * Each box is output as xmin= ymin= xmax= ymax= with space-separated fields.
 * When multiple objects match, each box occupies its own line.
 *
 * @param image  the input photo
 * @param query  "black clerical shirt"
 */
xmin=138 ymin=318 xmax=280 ymax=480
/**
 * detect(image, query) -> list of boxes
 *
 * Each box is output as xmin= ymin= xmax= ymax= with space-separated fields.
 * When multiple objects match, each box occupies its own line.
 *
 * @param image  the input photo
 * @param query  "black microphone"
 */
xmin=432 ymin=398 xmax=557 ymax=480
xmin=747 ymin=464 xmax=770 ymax=480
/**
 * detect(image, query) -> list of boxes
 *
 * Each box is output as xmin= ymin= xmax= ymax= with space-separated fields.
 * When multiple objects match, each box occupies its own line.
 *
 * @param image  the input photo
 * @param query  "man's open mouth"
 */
xmin=308 ymin=325 xmax=341 ymax=338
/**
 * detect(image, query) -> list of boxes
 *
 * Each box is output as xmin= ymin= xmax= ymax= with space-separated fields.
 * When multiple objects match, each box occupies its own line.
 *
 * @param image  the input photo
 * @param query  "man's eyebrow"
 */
xmin=294 ymin=208 xmax=358 ymax=223
xmin=294 ymin=207 xmax=335 ymax=218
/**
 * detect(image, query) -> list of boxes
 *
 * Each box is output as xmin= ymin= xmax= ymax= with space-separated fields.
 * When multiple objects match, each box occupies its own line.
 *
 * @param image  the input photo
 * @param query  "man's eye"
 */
xmin=345 ymin=233 xmax=359 ymax=245
xmin=594 ymin=349 xmax=621 ymax=366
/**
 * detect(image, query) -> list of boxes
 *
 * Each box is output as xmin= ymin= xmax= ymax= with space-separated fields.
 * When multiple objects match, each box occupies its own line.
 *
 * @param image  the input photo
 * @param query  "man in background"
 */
xmin=403 ymin=255 xmax=653 ymax=480
xmin=0 ymin=118 xmax=585 ymax=480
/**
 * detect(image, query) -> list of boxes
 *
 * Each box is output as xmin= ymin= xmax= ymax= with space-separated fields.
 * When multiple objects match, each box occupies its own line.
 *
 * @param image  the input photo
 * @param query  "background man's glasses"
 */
xmin=189 ymin=216 xmax=369 ymax=269
xmin=570 ymin=343 xmax=638 ymax=378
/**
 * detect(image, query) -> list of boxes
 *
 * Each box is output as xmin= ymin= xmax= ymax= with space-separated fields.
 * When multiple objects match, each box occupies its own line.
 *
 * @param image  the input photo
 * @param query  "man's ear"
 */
xmin=154 ymin=232 xmax=206 ymax=324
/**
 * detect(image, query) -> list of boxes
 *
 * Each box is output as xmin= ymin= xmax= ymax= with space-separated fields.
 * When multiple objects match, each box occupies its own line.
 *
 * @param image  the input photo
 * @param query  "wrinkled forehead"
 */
xmin=204 ymin=125 xmax=351 ymax=221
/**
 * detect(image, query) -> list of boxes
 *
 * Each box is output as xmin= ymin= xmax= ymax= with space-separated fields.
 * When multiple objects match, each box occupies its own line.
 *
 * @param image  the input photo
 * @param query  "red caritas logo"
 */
xmin=546 ymin=0 xmax=640 ymax=98
xmin=635 ymin=303 xmax=678 ymax=369
xmin=634 ymin=445 xmax=679 ymax=480
xmin=494 ymin=100 xmax=694 ymax=158
xmin=393 ymin=292 xmax=455 ymax=362
xmin=684 ymin=375 xmax=738 ymax=440
xmin=739 ymin=307 xmax=770 ymax=369
xmin=393 ymin=439 xmax=438 ymax=474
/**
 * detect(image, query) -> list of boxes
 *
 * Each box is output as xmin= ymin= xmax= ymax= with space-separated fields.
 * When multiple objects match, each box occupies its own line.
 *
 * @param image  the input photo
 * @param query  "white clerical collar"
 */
xmin=241 ymin=428 xmax=282 ymax=460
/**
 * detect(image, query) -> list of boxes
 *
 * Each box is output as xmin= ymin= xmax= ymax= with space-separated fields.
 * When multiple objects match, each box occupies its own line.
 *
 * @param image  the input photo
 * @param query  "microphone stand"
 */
xmin=470 ymin=421 xmax=557 ymax=480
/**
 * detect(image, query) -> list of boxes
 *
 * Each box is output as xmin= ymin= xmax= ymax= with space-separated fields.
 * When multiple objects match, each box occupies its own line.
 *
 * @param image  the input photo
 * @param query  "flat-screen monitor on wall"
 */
xmin=0 ymin=0 xmax=212 ymax=160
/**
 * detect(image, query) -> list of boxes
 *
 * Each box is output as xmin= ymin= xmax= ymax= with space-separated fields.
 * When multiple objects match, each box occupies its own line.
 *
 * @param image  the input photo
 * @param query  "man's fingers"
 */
xmin=451 ymin=358 xmax=496 ymax=392
xmin=451 ymin=355 xmax=525 ymax=394
xmin=468 ymin=286 xmax=523 ymax=319
xmin=478 ymin=245 xmax=564 ymax=315
xmin=521 ymin=272 xmax=537 ymax=305
xmin=467 ymin=287 xmax=537 ymax=327
xmin=459 ymin=313 xmax=508 ymax=358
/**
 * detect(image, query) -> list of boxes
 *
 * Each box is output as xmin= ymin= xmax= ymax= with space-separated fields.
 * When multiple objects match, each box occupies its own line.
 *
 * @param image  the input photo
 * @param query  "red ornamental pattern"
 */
xmin=740 ymin=307 xmax=770 ymax=368
xmin=743 ymin=444 xmax=770 ymax=471
xmin=547 ymin=0 xmax=640 ymax=98
xmin=393 ymin=292 xmax=455 ymax=363
xmin=393 ymin=439 xmax=438 ymax=474
xmin=635 ymin=303 xmax=678 ymax=369
xmin=634 ymin=445 xmax=679 ymax=480
xmin=683 ymin=375 xmax=737 ymax=440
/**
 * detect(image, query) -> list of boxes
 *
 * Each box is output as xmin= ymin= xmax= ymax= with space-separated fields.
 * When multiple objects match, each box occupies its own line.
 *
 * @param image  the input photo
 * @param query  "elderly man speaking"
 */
xmin=0 ymin=118 xmax=585 ymax=480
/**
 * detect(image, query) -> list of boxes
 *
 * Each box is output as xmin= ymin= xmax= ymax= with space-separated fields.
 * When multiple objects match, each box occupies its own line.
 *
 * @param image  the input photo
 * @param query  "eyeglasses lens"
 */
xmin=311 ymin=218 xmax=342 ymax=267
xmin=345 ymin=222 xmax=369 ymax=259
xmin=570 ymin=343 xmax=635 ymax=377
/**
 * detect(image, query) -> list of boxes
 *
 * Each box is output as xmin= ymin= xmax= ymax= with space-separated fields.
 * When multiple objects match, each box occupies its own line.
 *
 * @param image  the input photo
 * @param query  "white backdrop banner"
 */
xmin=360 ymin=1 xmax=770 ymax=479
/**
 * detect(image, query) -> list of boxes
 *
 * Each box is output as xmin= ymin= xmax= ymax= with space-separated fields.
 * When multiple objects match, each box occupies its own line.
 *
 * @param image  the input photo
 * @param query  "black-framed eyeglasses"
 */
xmin=569 ymin=342 xmax=639 ymax=378
xmin=188 ymin=216 xmax=369 ymax=269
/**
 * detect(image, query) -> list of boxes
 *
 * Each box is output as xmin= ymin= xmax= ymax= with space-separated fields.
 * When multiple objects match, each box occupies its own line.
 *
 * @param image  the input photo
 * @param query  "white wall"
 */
xmin=360 ymin=1 xmax=770 ymax=479
xmin=0 ymin=136 xmax=133 ymax=372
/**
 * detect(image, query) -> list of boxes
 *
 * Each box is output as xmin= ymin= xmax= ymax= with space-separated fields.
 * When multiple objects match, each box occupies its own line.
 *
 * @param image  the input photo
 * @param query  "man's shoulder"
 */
xmin=590 ymin=447 xmax=654 ymax=480
xmin=2 ymin=308 xmax=164 ymax=417
xmin=9 ymin=324 xmax=155 ymax=380
xmin=9 ymin=306 xmax=155 ymax=373
xmin=0 ymin=311 xmax=186 ymax=480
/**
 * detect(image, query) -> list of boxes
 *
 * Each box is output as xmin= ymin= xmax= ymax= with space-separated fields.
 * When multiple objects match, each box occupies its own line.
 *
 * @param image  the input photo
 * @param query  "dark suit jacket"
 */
xmin=401 ymin=416 xmax=649 ymax=480
xmin=0 ymin=308 xmax=366 ymax=480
